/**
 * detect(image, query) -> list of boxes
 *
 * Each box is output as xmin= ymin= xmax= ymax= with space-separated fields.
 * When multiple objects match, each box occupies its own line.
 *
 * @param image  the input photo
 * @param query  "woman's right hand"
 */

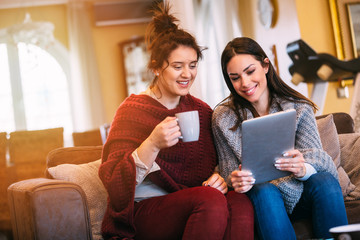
xmin=147 ymin=116 xmax=182 ymax=151
xmin=230 ymin=165 xmax=255 ymax=193
xmin=137 ymin=116 xmax=181 ymax=169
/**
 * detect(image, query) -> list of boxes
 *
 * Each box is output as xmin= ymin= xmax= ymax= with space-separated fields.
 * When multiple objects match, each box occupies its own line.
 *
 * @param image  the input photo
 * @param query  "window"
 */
xmin=0 ymin=42 xmax=73 ymax=135
xmin=0 ymin=44 xmax=15 ymax=131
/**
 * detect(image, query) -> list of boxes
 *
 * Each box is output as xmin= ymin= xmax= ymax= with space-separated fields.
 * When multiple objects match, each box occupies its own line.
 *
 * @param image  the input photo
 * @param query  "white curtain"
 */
xmin=67 ymin=0 xmax=106 ymax=131
xmin=169 ymin=0 xmax=242 ymax=108
xmin=350 ymin=73 xmax=360 ymax=132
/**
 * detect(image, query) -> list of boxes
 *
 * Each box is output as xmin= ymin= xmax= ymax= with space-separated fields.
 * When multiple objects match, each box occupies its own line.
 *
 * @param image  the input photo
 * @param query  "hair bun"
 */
xmin=150 ymin=3 xmax=179 ymax=36
xmin=145 ymin=2 xmax=203 ymax=83
xmin=153 ymin=13 xmax=178 ymax=34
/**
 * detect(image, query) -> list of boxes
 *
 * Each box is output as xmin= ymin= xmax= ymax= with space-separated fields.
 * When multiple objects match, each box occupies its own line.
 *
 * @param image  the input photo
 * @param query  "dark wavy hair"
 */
xmin=220 ymin=37 xmax=317 ymax=130
xmin=145 ymin=2 xmax=204 ymax=88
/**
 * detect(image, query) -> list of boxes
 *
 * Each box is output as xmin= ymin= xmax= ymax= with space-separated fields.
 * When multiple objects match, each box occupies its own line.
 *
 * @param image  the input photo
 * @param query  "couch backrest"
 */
xmin=45 ymin=146 xmax=103 ymax=178
xmin=316 ymin=112 xmax=354 ymax=134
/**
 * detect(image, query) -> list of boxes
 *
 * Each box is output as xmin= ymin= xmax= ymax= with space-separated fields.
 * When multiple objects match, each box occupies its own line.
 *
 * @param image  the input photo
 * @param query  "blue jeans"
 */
xmin=246 ymin=172 xmax=348 ymax=240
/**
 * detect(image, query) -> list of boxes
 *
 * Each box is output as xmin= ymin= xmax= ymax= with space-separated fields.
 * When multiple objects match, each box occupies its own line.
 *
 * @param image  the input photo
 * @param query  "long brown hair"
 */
xmin=145 ymin=2 xmax=204 ymax=88
xmin=220 ymin=37 xmax=317 ymax=130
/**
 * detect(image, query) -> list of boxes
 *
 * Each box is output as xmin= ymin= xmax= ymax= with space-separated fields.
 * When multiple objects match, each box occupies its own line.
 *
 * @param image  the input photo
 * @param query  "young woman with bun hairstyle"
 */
xmin=99 ymin=4 xmax=254 ymax=240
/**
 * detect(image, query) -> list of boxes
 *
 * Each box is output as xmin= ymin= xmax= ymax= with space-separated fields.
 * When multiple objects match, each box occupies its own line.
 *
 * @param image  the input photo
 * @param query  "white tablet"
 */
xmin=241 ymin=109 xmax=296 ymax=184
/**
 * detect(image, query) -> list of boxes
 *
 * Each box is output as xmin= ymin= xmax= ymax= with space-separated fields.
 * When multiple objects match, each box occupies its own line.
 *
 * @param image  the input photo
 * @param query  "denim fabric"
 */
xmin=247 ymin=172 xmax=348 ymax=240
xmin=291 ymin=172 xmax=348 ymax=238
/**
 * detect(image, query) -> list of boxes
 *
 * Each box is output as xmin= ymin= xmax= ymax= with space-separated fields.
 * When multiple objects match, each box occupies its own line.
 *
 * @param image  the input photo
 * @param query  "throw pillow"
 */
xmin=48 ymin=159 xmax=107 ymax=240
xmin=316 ymin=114 xmax=355 ymax=197
xmin=339 ymin=133 xmax=360 ymax=201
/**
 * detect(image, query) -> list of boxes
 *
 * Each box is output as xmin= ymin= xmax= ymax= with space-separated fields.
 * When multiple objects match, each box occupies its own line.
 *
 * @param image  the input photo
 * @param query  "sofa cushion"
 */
xmin=48 ymin=159 xmax=107 ymax=240
xmin=316 ymin=114 xmax=355 ymax=197
xmin=339 ymin=133 xmax=360 ymax=202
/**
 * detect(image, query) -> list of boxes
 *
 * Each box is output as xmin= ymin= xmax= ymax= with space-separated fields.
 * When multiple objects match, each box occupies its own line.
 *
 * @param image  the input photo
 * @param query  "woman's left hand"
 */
xmin=202 ymin=173 xmax=228 ymax=194
xmin=275 ymin=149 xmax=306 ymax=178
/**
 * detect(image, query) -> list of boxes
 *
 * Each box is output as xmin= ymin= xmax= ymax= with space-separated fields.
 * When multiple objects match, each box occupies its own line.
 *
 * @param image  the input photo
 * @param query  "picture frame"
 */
xmin=329 ymin=0 xmax=360 ymax=60
xmin=119 ymin=36 xmax=153 ymax=96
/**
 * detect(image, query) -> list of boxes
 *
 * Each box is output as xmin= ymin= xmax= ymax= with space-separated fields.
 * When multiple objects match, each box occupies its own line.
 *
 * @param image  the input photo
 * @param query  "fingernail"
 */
xmin=283 ymin=152 xmax=289 ymax=157
xmin=244 ymin=171 xmax=252 ymax=175
xmin=275 ymin=159 xmax=280 ymax=163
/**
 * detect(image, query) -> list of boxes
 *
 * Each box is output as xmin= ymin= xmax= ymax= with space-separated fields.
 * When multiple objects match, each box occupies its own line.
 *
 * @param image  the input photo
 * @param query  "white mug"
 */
xmin=330 ymin=223 xmax=360 ymax=240
xmin=175 ymin=110 xmax=200 ymax=142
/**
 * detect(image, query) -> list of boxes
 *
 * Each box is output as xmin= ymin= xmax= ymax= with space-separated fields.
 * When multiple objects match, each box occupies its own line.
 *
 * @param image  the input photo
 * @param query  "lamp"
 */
xmin=1 ymin=12 xmax=55 ymax=48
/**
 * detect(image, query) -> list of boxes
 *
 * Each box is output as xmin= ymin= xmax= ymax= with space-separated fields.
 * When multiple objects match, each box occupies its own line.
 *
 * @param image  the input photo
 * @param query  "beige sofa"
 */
xmin=7 ymin=113 xmax=360 ymax=240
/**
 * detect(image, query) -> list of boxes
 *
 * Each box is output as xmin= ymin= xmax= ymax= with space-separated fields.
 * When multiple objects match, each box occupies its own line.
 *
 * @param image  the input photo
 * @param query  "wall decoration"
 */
xmin=329 ymin=0 xmax=360 ymax=59
xmin=348 ymin=3 xmax=360 ymax=58
xmin=257 ymin=0 xmax=278 ymax=29
xmin=119 ymin=36 xmax=153 ymax=96
xmin=330 ymin=0 xmax=360 ymax=132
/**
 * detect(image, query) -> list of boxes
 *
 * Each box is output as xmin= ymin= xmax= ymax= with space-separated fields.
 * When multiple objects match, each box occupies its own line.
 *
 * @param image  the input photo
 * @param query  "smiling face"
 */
xmin=155 ymin=45 xmax=198 ymax=104
xmin=226 ymin=54 xmax=270 ymax=114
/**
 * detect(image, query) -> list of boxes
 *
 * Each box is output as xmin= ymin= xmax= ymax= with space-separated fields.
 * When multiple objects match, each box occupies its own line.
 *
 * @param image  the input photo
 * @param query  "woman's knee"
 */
xmin=227 ymin=191 xmax=253 ymax=211
xmin=247 ymin=183 xmax=282 ymax=202
xmin=226 ymin=191 xmax=254 ymax=220
xmin=306 ymin=172 xmax=342 ymax=194
xmin=308 ymin=172 xmax=337 ymax=183
xmin=191 ymin=186 xmax=228 ymax=208
xmin=190 ymin=186 xmax=229 ymax=222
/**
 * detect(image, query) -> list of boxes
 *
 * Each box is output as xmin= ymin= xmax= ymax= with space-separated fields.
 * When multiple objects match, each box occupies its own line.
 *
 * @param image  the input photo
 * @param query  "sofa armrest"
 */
xmin=7 ymin=178 xmax=92 ymax=240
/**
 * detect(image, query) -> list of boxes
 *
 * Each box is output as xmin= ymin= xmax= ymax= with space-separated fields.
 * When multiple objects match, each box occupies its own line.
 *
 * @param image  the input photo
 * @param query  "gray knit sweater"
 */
xmin=212 ymin=97 xmax=339 ymax=214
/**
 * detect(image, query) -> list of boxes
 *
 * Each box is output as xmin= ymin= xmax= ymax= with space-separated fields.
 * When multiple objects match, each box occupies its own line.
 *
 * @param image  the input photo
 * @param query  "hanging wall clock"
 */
xmin=257 ymin=0 xmax=277 ymax=29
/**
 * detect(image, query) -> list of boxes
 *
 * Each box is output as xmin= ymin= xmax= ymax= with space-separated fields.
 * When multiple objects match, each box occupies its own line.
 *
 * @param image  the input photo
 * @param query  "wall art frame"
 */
xmin=119 ymin=36 xmax=153 ymax=96
xmin=329 ymin=0 xmax=360 ymax=60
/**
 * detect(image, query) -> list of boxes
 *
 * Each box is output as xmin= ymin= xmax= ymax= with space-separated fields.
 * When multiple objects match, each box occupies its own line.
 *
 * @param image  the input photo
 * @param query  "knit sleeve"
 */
xmin=212 ymin=105 xmax=242 ymax=182
xmin=294 ymin=103 xmax=338 ymax=180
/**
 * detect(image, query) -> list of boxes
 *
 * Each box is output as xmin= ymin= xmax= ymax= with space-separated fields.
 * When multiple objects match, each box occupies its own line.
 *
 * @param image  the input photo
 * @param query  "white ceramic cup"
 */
xmin=330 ymin=223 xmax=360 ymax=240
xmin=175 ymin=110 xmax=200 ymax=142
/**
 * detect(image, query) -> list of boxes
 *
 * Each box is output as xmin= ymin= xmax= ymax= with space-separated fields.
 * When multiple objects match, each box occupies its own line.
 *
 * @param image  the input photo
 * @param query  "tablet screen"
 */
xmin=241 ymin=109 xmax=296 ymax=184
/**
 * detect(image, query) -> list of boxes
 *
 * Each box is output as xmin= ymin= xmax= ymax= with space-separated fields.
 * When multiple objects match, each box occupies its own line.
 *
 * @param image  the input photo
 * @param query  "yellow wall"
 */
xmin=295 ymin=0 xmax=354 ymax=114
xmin=92 ymin=23 xmax=148 ymax=122
xmin=0 ymin=5 xmax=69 ymax=48
xmin=238 ymin=0 xmax=353 ymax=115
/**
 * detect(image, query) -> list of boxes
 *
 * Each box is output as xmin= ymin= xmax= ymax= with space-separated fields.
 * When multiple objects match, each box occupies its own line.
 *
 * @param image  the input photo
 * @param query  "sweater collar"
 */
xmin=244 ymin=95 xmax=295 ymax=119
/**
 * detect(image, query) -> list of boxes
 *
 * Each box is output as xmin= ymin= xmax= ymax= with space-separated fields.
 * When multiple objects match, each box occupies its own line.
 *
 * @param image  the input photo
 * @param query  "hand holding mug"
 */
xmin=148 ymin=116 xmax=181 ymax=151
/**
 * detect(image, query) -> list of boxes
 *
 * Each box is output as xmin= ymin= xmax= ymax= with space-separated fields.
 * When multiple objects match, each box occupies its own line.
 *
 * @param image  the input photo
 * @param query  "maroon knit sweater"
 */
xmin=99 ymin=94 xmax=217 ymax=239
